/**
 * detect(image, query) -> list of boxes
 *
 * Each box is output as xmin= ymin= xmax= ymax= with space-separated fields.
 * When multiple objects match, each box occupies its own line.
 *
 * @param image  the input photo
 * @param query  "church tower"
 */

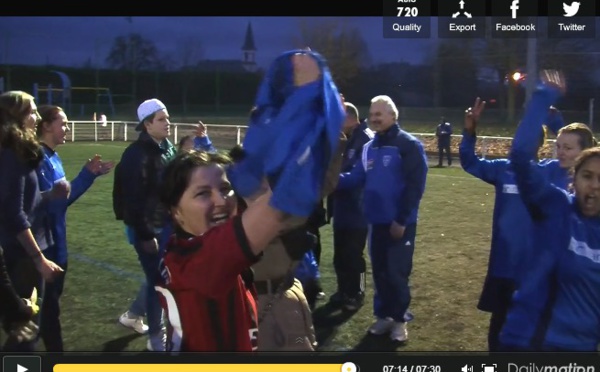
xmin=241 ymin=22 xmax=258 ymax=72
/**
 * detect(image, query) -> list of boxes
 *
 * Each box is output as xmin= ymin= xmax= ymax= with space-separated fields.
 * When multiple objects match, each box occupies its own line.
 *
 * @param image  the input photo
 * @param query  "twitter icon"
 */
xmin=563 ymin=1 xmax=580 ymax=16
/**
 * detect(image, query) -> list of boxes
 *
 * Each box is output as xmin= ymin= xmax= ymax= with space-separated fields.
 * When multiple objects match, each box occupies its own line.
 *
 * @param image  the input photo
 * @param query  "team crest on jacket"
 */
xmin=383 ymin=155 xmax=392 ymax=167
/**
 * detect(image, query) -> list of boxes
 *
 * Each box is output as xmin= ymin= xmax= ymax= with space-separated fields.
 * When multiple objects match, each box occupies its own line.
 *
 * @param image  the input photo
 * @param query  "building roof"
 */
xmin=241 ymin=22 xmax=257 ymax=51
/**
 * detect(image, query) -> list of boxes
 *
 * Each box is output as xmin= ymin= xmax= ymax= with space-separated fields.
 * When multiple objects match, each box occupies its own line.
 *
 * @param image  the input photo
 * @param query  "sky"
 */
xmin=0 ymin=17 xmax=435 ymax=69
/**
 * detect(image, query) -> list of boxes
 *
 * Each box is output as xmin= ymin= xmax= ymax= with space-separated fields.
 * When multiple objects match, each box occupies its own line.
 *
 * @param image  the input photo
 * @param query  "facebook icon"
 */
xmin=510 ymin=0 xmax=519 ymax=18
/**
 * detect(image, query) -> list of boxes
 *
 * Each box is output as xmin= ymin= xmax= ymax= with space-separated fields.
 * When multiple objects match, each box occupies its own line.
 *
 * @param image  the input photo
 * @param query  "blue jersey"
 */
xmin=459 ymin=131 xmax=567 ymax=284
xmin=37 ymin=145 xmax=97 ymax=266
xmin=227 ymin=49 xmax=345 ymax=217
xmin=332 ymin=122 xmax=374 ymax=229
xmin=337 ymin=124 xmax=428 ymax=226
xmin=294 ymin=250 xmax=320 ymax=285
xmin=501 ymin=84 xmax=600 ymax=351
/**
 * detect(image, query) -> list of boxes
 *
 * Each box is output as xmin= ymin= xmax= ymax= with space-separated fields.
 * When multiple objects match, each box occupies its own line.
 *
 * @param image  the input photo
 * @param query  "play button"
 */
xmin=3 ymin=356 xmax=41 ymax=372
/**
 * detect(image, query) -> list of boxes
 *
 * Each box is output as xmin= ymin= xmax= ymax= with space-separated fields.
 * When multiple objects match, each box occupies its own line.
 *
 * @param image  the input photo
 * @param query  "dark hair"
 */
xmin=36 ymin=105 xmax=64 ymax=138
xmin=558 ymin=123 xmax=597 ymax=150
xmin=160 ymin=150 xmax=233 ymax=211
xmin=140 ymin=111 xmax=160 ymax=132
xmin=0 ymin=91 xmax=43 ymax=168
xmin=573 ymin=147 xmax=600 ymax=177
xmin=177 ymin=135 xmax=193 ymax=152
xmin=228 ymin=144 xmax=246 ymax=163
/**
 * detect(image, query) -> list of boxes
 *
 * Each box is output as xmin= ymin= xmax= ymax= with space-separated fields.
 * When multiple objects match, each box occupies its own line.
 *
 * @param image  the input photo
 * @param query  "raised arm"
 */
xmin=545 ymin=106 xmax=566 ymax=135
xmin=459 ymin=98 xmax=507 ymax=184
xmin=510 ymin=71 xmax=569 ymax=216
xmin=67 ymin=155 xmax=114 ymax=206
xmin=194 ymin=122 xmax=217 ymax=153
xmin=460 ymin=98 xmax=508 ymax=183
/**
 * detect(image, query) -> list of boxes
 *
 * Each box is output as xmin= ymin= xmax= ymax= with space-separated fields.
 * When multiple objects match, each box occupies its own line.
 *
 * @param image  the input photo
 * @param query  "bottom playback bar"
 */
xmin=3 ymin=352 xmax=600 ymax=372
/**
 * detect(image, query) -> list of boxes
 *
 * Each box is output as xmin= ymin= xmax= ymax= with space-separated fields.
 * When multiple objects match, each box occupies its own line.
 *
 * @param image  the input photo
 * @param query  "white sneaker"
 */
xmin=368 ymin=318 xmax=395 ymax=335
xmin=119 ymin=311 xmax=149 ymax=334
xmin=390 ymin=322 xmax=408 ymax=342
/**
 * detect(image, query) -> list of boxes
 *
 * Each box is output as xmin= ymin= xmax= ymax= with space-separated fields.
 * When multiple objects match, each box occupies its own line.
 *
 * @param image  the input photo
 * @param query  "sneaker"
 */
xmin=390 ymin=322 xmax=408 ymax=342
xmin=316 ymin=291 xmax=326 ymax=300
xmin=119 ymin=311 xmax=149 ymax=334
xmin=329 ymin=292 xmax=344 ymax=305
xmin=368 ymin=318 xmax=395 ymax=335
xmin=342 ymin=293 xmax=365 ymax=312
xmin=146 ymin=332 xmax=167 ymax=352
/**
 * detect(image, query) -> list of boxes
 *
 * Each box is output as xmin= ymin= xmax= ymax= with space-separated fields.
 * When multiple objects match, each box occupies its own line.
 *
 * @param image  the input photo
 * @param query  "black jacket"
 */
xmin=118 ymin=132 xmax=176 ymax=241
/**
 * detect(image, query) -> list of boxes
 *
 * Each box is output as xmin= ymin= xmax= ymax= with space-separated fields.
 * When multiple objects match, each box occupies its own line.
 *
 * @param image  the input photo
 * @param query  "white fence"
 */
xmin=66 ymin=120 xmax=557 ymax=159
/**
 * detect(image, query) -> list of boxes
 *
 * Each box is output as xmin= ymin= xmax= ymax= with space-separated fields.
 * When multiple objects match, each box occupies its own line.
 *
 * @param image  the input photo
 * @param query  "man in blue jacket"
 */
xmin=331 ymin=102 xmax=374 ymax=311
xmin=337 ymin=95 xmax=428 ymax=342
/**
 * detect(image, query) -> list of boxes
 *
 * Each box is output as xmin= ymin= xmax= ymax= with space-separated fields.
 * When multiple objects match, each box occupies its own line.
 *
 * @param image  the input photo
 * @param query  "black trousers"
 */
xmin=488 ymin=306 xmax=509 ymax=352
xmin=2 ymin=253 xmax=44 ymax=352
xmin=40 ymin=262 xmax=67 ymax=352
xmin=306 ymin=225 xmax=322 ymax=266
xmin=438 ymin=144 xmax=451 ymax=166
xmin=333 ymin=227 xmax=368 ymax=297
xmin=477 ymin=275 xmax=516 ymax=352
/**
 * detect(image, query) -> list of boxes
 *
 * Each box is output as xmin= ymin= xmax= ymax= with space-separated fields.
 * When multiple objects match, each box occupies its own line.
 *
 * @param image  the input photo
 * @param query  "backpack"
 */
xmin=112 ymin=161 xmax=124 ymax=220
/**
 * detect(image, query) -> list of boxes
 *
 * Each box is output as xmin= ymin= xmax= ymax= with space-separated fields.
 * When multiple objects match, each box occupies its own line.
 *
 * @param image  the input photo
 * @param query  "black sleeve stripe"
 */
xmin=233 ymin=215 xmax=262 ymax=263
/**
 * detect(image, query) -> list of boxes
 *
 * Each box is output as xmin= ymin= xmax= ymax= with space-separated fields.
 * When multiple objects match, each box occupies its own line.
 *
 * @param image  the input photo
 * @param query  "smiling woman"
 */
xmin=35 ymin=104 xmax=114 ymax=352
xmin=155 ymin=150 xmax=282 ymax=352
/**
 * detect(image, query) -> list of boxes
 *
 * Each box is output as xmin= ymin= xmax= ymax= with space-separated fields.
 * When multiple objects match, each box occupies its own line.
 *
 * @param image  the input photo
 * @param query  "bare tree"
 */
xmin=105 ymin=33 xmax=160 ymax=71
xmin=178 ymin=37 xmax=205 ymax=69
xmin=294 ymin=18 xmax=371 ymax=91
xmin=177 ymin=38 xmax=205 ymax=115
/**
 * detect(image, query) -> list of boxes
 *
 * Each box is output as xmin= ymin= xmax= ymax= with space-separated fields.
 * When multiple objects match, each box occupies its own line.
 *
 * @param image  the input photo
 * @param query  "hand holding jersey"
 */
xmin=227 ymin=49 xmax=346 ymax=218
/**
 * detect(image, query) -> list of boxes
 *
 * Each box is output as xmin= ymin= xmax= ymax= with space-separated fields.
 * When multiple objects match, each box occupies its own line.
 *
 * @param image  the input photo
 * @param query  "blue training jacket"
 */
xmin=501 ymin=83 xmax=600 ymax=351
xmin=193 ymin=135 xmax=217 ymax=153
xmin=37 ymin=145 xmax=98 ymax=266
xmin=294 ymin=249 xmax=320 ymax=285
xmin=332 ymin=121 xmax=374 ymax=229
xmin=337 ymin=123 xmax=428 ymax=226
xmin=227 ymin=49 xmax=345 ymax=217
xmin=459 ymin=129 xmax=567 ymax=287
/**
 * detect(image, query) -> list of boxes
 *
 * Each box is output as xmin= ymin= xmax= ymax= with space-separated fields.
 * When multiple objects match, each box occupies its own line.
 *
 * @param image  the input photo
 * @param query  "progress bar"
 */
xmin=54 ymin=364 xmax=356 ymax=372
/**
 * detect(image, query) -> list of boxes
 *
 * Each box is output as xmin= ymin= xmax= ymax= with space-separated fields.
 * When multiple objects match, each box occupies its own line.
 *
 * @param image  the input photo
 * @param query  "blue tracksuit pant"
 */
xmin=369 ymin=223 xmax=416 ymax=322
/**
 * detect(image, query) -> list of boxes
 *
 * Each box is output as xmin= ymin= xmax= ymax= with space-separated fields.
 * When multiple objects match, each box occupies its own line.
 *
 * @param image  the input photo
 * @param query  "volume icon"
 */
xmin=462 ymin=365 xmax=473 ymax=372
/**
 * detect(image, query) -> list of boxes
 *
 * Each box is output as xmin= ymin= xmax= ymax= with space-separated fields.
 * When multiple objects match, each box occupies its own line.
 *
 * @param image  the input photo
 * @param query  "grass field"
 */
xmin=51 ymin=141 xmax=496 ymax=352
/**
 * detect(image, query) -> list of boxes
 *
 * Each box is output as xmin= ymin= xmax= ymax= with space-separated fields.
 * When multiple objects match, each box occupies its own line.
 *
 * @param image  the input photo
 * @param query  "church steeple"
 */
xmin=241 ymin=22 xmax=257 ymax=64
